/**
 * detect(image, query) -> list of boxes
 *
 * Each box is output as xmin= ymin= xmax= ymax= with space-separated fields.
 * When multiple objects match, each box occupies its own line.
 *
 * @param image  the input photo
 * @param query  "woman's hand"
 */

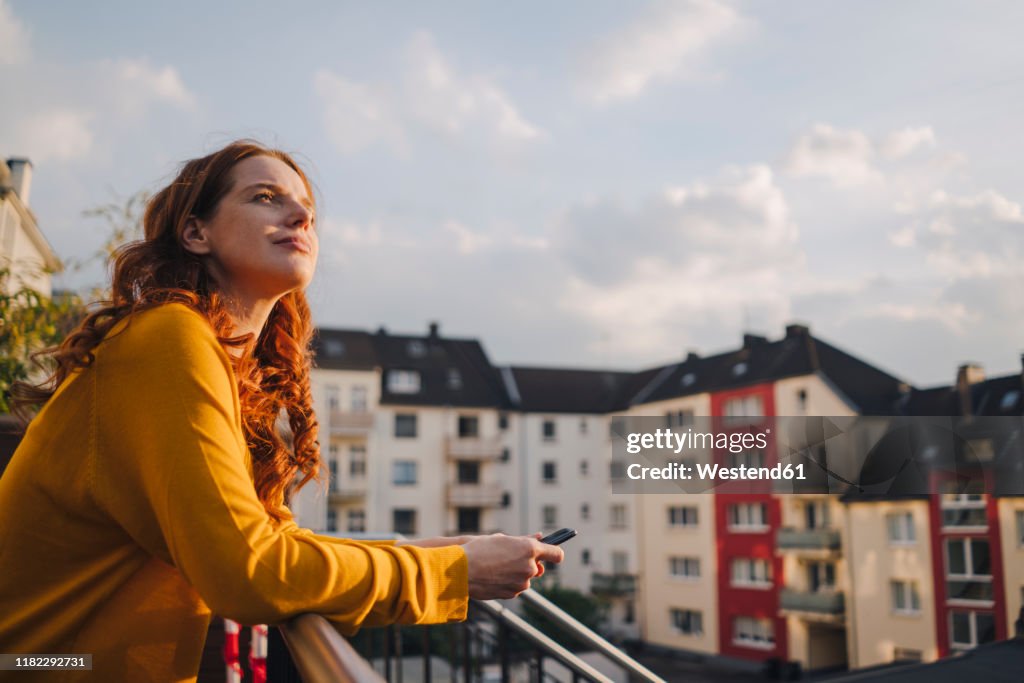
xmin=396 ymin=536 xmax=472 ymax=548
xmin=462 ymin=533 xmax=565 ymax=600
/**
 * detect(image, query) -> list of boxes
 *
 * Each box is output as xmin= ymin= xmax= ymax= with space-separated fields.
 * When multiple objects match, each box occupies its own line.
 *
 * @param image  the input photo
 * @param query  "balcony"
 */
xmin=446 ymin=482 xmax=504 ymax=507
xmin=329 ymin=411 xmax=374 ymax=436
xmin=780 ymin=589 xmax=845 ymax=617
xmin=328 ymin=479 xmax=367 ymax=503
xmin=445 ymin=435 xmax=505 ymax=460
xmin=591 ymin=572 xmax=636 ymax=596
xmin=777 ymin=527 xmax=841 ymax=553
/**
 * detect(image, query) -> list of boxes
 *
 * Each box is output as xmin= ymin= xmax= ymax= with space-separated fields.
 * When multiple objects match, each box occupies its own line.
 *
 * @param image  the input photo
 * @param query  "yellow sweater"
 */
xmin=0 ymin=304 xmax=468 ymax=682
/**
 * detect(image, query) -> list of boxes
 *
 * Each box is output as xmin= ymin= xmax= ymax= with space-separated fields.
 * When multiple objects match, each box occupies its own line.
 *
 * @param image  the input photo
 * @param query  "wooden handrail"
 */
xmin=278 ymin=614 xmax=386 ymax=683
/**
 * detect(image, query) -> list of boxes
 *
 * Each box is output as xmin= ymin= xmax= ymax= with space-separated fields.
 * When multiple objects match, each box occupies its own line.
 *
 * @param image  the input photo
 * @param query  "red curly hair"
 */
xmin=12 ymin=140 xmax=321 ymax=523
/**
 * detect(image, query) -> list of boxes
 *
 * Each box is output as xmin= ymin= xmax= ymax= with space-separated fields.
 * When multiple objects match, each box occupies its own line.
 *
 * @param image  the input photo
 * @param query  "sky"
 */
xmin=2 ymin=0 xmax=1023 ymax=387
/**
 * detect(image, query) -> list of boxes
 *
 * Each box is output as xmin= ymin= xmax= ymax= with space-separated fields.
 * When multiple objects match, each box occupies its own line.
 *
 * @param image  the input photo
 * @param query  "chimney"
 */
xmin=428 ymin=321 xmax=439 ymax=339
xmin=956 ymin=363 xmax=985 ymax=417
xmin=685 ymin=350 xmax=700 ymax=363
xmin=376 ymin=325 xmax=388 ymax=336
xmin=785 ymin=323 xmax=810 ymax=338
xmin=7 ymin=158 xmax=32 ymax=206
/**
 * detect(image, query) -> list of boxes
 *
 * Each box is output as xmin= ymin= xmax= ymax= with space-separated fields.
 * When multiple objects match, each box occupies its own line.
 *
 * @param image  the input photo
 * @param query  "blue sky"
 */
xmin=3 ymin=0 xmax=1023 ymax=386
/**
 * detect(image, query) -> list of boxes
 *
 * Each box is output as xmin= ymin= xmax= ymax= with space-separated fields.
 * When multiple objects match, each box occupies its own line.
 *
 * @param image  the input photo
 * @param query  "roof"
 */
xmin=899 ymin=372 xmax=1023 ymax=417
xmin=311 ymin=329 xmax=378 ymax=371
xmin=507 ymin=366 xmax=638 ymax=414
xmin=829 ymin=637 xmax=1024 ymax=681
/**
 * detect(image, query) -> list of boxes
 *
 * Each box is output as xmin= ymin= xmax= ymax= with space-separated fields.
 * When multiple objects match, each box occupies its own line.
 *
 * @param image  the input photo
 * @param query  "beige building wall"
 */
xmin=845 ymin=501 xmax=938 ymax=668
xmin=0 ymin=163 xmax=58 ymax=297
xmin=998 ymin=498 xmax=1024 ymax=636
xmin=631 ymin=395 xmax=718 ymax=655
xmin=773 ymin=374 xmax=859 ymax=417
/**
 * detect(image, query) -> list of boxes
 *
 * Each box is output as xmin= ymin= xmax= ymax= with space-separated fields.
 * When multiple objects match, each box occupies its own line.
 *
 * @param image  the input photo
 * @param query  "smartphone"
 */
xmin=539 ymin=527 xmax=578 ymax=546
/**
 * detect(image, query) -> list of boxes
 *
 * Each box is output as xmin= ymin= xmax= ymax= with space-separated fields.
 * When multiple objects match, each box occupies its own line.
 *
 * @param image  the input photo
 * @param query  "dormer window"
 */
xmin=1001 ymin=390 xmax=1020 ymax=411
xmin=681 ymin=373 xmax=697 ymax=387
xmin=387 ymin=370 xmax=421 ymax=394
xmin=407 ymin=340 xmax=427 ymax=358
xmin=447 ymin=368 xmax=463 ymax=390
xmin=324 ymin=339 xmax=345 ymax=357
xmin=732 ymin=362 xmax=748 ymax=377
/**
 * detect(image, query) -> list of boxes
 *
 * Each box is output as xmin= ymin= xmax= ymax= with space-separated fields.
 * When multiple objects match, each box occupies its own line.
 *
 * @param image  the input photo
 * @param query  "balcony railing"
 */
xmin=274 ymin=589 xmax=665 ymax=683
xmin=591 ymin=572 xmax=637 ymax=596
xmin=329 ymin=411 xmax=374 ymax=436
xmin=446 ymin=482 xmax=504 ymax=507
xmin=780 ymin=588 xmax=845 ymax=615
xmin=328 ymin=479 xmax=368 ymax=503
xmin=776 ymin=527 xmax=841 ymax=551
xmin=445 ymin=435 xmax=505 ymax=460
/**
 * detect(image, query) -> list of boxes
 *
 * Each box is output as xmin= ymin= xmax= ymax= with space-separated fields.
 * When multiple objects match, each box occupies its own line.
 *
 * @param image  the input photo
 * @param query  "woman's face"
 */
xmin=184 ymin=155 xmax=318 ymax=303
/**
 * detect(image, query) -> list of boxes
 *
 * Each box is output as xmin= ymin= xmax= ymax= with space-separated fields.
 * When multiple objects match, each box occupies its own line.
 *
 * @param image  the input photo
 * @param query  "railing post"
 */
xmin=394 ymin=626 xmax=404 ymax=683
xmin=499 ymin=621 xmax=510 ymax=682
xmin=422 ymin=626 xmax=432 ymax=683
xmin=535 ymin=651 xmax=544 ymax=683
xmin=462 ymin=621 xmax=472 ymax=683
xmin=384 ymin=626 xmax=393 ymax=682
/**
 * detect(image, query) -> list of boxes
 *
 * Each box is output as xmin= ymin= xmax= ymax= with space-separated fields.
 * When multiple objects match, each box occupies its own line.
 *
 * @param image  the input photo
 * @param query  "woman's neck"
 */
xmin=221 ymin=295 xmax=278 ymax=353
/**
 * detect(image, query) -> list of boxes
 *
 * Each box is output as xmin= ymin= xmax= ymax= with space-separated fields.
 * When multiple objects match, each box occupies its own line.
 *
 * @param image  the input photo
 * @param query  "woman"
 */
xmin=0 ymin=141 xmax=562 ymax=682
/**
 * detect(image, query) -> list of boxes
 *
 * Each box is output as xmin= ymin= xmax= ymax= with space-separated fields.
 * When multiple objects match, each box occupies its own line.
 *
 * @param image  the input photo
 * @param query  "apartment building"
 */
xmin=0 ymin=156 xmax=60 ymax=295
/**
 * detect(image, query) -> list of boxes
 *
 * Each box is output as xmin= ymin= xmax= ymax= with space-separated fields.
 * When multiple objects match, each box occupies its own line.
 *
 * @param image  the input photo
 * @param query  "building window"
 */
xmin=323 ymin=339 xmax=345 ymax=357
xmin=457 ymin=460 xmax=480 ymax=484
xmin=669 ymin=556 xmax=700 ymax=579
xmin=731 ymin=558 xmax=772 ymax=587
xmin=387 ymin=369 xmax=421 ymax=394
xmin=392 ymin=460 xmax=417 ymax=486
xmin=893 ymin=647 xmax=922 ymax=662
xmin=950 ymin=610 xmax=996 ymax=650
xmin=498 ymin=412 xmax=509 ymax=431
xmin=733 ymin=616 xmax=775 ymax=648
xmin=501 ymin=492 xmax=511 ymax=508
xmin=542 ymin=505 xmax=557 ymax=528
xmin=668 ymin=506 xmax=698 ymax=528
xmin=457 ymin=507 xmax=481 ymax=533
xmin=807 ymin=561 xmax=836 ymax=592
xmin=347 ymin=509 xmax=366 ymax=533
xmin=394 ymin=413 xmax=418 ymax=438
xmin=581 ymin=503 xmax=590 ymax=520
xmin=326 ymin=508 xmax=337 ymax=532
xmin=609 ymin=461 xmax=626 ymax=480
xmin=457 ymin=415 xmax=479 ymax=438
xmin=500 ymin=448 xmax=511 ymax=463
xmin=326 ymin=384 xmax=340 ymax=410
xmin=447 ymin=368 xmax=463 ymax=390
xmin=350 ymin=385 xmax=368 ymax=412
xmin=328 ymin=459 xmax=338 ymax=492
xmin=406 ymin=340 xmax=426 ymax=358
xmin=581 ymin=549 xmax=591 ymax=565
xmin=670 ymin=608 xmax=703 ymax=636
xmin=580 ymin=460 xmax=589 ymax=476
xmin=624 ymin=600 xmax=635 ymax=624
xmin=349 ymin=446 xmax=367 ymax=478
xmin=891 ymin=580 xmax=922 ymax=615
xmin=610 ymin=504 xmax=627 ymax=529
xmin=728 ymin=503 xmax=768 ymax=531
xmin=665 ymin=409 xmax=695 ymax=428
xmin=579 ymin=417 xmax=588 ymax=434
xmin=328 ymin=443 xmax=340 ymax=457
xmin=723 ymin=395 xmax=764 ymax=424
xmin=804 ymin=500 xmax=830 ymax=530
xmin=728 ymin=449 xmax=765 ymax=469
xmin=946 ymin=538 xmax=993 ymax=602
xmin=611 ymin=551 xmax=629 ymax=574
xmin=542 ymin=461 xmax=557 ymax=483
xmin=940 ymin=484 xmax=987 ymax=528
xmin=797 ymin=388 xmax=808 ymax=410
xmin=887 ymin=512 xmax=916 ymax=544
xmin=1016 ymin=510 xmax=1024 ymax=546
xmin=542 ymin=419 xmax=556 ymax=441
xmin=392 ymin=509 xmax=417 ymax=536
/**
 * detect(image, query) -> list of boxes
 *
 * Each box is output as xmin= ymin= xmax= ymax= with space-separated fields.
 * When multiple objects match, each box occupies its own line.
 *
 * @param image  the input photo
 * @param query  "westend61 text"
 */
xmin=625 ymin=427 xmax=770 ymax=455
xmin=627 ymin=462 xmax=807 ymax=481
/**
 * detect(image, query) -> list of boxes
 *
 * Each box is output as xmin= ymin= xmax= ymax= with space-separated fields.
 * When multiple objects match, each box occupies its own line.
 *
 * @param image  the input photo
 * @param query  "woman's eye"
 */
xmin=255 ymin=192 xmax=274 ymax=202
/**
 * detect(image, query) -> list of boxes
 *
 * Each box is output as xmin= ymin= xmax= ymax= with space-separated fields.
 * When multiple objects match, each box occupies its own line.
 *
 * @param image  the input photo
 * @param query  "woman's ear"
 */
xmin=181 ymin=216 xmax=211 ymax=256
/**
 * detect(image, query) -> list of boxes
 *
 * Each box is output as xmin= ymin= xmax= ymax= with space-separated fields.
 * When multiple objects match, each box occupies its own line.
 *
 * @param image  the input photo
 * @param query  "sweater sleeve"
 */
xmin=89 ymin=304 xmax=468 ymax=630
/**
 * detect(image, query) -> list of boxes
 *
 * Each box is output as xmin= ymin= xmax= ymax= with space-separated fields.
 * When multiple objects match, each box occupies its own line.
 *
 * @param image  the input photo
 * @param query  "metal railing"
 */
xmin=275 ymin=589 xmax=665 ymax=683
xmin=776 ymin=527 xmax=841 ymax=551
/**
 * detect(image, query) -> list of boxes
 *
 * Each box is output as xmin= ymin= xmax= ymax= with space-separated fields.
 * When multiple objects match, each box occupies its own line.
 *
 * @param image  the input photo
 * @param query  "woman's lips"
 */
xmin=274 ymin=237 xmax=311 ymax=254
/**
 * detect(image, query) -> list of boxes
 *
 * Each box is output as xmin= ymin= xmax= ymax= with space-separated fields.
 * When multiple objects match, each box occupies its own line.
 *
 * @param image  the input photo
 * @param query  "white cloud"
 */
xmin=313 ymin=70 xmax=407 ymax=156
xmin=314 ymin=31 xmax=541 ymax=157
xmin=0 ymin=0 xmax=30 ymax=66
xmin=785 ymin=123 xmax=881 ymax=187
xmin=404 ymin=31 xmax=540 ymax=142
xmin=577 ymin=0 xmax=746 ymax=103
xmin=102 ymin=58 xmax=196 ymax=117
xmin=14 ymin=109 xmax=94 ymax=162
xmin=881 ymin=126 xmax=936 ymax=159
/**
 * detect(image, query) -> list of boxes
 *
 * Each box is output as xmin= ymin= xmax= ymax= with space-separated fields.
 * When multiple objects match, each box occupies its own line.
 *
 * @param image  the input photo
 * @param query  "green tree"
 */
xmin=521 ymin=583 xmax=609 ymax=650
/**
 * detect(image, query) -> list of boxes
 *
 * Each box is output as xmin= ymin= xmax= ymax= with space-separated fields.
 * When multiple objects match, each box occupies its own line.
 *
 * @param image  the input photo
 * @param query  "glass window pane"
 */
xmin=951 ymin=612 xmax=971 ymax=645
xmin=947 ymin=540 xmax=966 ymax=575
xmin=976 ymin=613 xmax=996 ymax=644
xmin=970 ymin=539 xmax=991 ymax=575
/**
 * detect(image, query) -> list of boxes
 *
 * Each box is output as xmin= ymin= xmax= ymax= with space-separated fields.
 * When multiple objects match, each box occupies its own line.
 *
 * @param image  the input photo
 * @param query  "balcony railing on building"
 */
xmin=446 ymin=482 xmax=504 ymax=507
xmin=776 ymin=527 xmax=841 ymax=553
xmin=328 ymin=478 xmax=368 ymax=503
xmin=445 ymin=435 xmax=504 ymax=460
xmin=591 ymin=572 xmax=636 ymax=596
xmin=779 ymin=588 xmax=845 ymax=618
xmin=329 ymin=410 xmax=374 ymax=436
